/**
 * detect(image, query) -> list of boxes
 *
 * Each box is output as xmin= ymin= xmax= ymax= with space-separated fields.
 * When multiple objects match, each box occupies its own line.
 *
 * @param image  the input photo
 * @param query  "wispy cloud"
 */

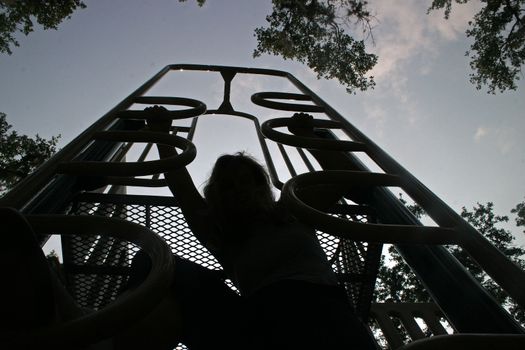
xmin=474 ymin=126 xmax=488 ymax=141
xmin=363 ymin=104 xmax=387 ymax=138
xmin=352 ymin=0 xmax=480 ymax=132
xmin=473 ymin=126 xmax=516 ymax=155
xmin=427 ymin=1 xmax=481 ymax=41
xmin=367 ymin=0 xmax=479 ymax=83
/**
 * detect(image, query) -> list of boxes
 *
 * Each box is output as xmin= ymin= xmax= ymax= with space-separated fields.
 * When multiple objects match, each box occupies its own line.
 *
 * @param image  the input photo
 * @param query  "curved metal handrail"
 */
xmin=5 ymin=214 xmax=175 ymax=348
xmin=399 ymin=334 xmax=525 ymax=350
xmin=251 ymin=92 xmax=325 ymax=112
xmin=116 ymin=96 xmax=206 ymax=120
xmin=57 ymin=131 xmax=196 ymax=176
xmin=261 ymin=117 xmax=367 ymax=151
xmin=282 ymin=170 xmax=459 ymax=244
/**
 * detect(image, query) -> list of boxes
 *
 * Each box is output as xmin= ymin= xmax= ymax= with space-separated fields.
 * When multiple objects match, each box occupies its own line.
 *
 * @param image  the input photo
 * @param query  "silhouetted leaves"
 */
xmin=429 ymin=0 xmax=525 ymax=93
xmin=376 ymin=197 xmax=525 ymax=325
xmin=511 ymin=198 xmax=525 ymax=231
xmin=0 ymin=0 xmax=86 ymax=54
xmin=253 ymin=0 xmax=377 ymax=93
xmin=3 ymin=1 xmax=522 ymax=94
xmin=0 ymin=113 xmax=59 ymax=195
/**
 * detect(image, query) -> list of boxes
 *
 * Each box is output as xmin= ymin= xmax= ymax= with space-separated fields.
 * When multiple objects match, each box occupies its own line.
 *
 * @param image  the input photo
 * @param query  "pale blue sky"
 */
xmin=1 ymin=0 xmax=524 ymax=245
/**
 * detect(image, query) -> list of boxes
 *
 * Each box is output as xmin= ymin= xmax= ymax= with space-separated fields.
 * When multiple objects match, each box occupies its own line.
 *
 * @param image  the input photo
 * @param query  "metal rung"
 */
xmin=105 ymin=177 xmax=167 ymax=187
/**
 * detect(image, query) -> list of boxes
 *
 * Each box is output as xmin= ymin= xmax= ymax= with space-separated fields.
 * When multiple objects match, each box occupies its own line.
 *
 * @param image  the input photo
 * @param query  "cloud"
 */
xmin=363 ymin=104 xmax=387 ymax=138
xmin=473 ymin=126 xmax=516 ymax=155
xmin=474 ymin=126 xmax=488 ymax=141
xmin=427 ymin=1 xmax=481 ymax=41
xmin=347 ymin=0 xmax=481 ymax=130
xmin=368 ymin=0 xmax=433 ymax=81
xmin=366 ymin=0 xmax=479 ymax=82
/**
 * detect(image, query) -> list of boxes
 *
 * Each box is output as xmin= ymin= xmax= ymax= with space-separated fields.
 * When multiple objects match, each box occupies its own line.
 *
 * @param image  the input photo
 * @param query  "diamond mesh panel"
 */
xmin=62 ymin=194 xmax=381 ymax=320
xmin=63 ymin=194 xmax=222 ymax=310
xmin=320 ymin=209 xmax=382 ymax=319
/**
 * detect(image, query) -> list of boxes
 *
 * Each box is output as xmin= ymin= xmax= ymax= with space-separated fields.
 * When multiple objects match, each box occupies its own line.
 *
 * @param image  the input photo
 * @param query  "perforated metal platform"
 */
xmin=62 ymin=192 xmax=381 ymax=321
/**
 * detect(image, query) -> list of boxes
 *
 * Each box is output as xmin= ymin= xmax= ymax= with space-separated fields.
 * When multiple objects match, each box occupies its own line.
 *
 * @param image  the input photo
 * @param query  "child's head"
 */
xmin=203 ymin=152 xmax=275 ymax=223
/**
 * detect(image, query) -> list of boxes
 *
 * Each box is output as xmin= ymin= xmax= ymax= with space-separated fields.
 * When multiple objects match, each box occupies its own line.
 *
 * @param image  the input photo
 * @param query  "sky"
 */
xmin=1 ymin=0 xmax=524 ymax=247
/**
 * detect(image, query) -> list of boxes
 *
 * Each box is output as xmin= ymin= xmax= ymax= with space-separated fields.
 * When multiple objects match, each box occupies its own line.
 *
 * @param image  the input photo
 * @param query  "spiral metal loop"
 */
xmin=117 ymin=96 xmax=206 ymax=120
xmin=251 ymin=92 xmax=325 ymax=112
xmin=261 ymin=117 xmax=367 ymax=151
xmin=57 ymin=131 xmax=196 ymax=176
xmin=282 ymin=170 xmax=459 ymax=244
xmin=18 ymin=215 xmax=174 ymax=348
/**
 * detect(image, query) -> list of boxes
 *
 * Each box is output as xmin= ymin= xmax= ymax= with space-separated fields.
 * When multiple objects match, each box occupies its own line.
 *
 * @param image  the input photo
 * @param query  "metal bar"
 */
xmin=186 ymin=115 xmax=199 ymax=142
xmin=372 ymin=311 xmax=405 ymax=349
xmin=136 ymin=142 xmax=153 ymax=163
xmin=297 ymin=147 xmax=316 ymax=172
xmin=167 ymin=64 xmax=289 ymax=78
xmin=146 ymin=204 xmax=151 ymax=229
xmin=205 ymin=109 xmax=283 ymax=190
xmin=400 ymin=315 xmax=426 ymax=340
xmin=277 ymin=143 xmax=297 ymax=177
xmin=74 ymin=193 xmax=178 ymax=207
xmin=173 ymin=126 xmax=192 ymax=133
xmin=419 ymin=310 xmax=449 ymax=336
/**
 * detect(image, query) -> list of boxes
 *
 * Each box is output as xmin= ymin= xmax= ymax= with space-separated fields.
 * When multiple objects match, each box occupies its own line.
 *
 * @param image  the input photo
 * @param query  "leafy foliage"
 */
xmin=376 ymin=197 xmax=525 ymax=325
xmin=253 ymin=0 xmax=377 ymax=93
xmin=511 ymin=198 xmax=525 ymax=230
xmin=0 ymin=0 xmax=86 ymax=54
xmin=375 ymin=247 xmax=432 ymax=303
xmin=0 ymin=113 xmax=59 ymax=195
xmin=2 ymin=0 xmax=522 ymax=93
xmin=178 ymin=0 xmax=206 ymax=7
xmin=429 ymin=0 xmax=525 ymax=93
xmin=374 ymin=195 xmax=430 ymax=302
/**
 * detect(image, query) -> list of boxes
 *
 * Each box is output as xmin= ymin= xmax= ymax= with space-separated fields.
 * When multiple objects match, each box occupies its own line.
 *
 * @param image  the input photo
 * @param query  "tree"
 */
xmin=375 ymin=197 xmax=525 ymax=325
xmin=0 ymin=113 xmax=60 ymax=195
xmin=511 ymin=197 xmax=525 ymax=230
xmin=429 ymin=0 xmax=525 ymax=93
xmin=252 ymin=0 xmax=377 ymax=93
xmin=0 ymin=0 xmax=86 ymax=55
xmin=2 ymin=1 xmax=523 ymax=92
xmin=374 ymin=194 xmax=432 ymax=303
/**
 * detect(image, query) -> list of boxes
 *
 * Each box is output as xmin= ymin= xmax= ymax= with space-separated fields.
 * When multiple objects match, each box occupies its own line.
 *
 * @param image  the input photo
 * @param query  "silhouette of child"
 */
xmin=148 ymin=108 xmax=378 ymax=349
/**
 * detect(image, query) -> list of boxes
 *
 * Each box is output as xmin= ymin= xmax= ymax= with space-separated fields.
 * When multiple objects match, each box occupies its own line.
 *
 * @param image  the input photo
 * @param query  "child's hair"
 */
xmin=203 ymin=152 xmax=276 ymax=227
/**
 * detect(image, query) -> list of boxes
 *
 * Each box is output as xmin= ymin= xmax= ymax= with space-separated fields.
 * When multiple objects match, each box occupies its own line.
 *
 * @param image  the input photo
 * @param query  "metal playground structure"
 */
xmin=1 ymin=64 xmax=524 ymax=349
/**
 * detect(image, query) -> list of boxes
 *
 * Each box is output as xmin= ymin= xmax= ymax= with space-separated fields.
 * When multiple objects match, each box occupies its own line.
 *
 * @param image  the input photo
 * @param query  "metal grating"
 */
xmin=324 ymin=207 xmax=382 ymax=319
xmin=62 ymin=192 xmax=381 ymax=321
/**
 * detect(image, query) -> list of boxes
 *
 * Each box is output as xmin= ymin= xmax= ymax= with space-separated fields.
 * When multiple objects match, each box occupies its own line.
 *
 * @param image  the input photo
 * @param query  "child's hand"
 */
xmin=288 ymin=112 xmax=315 ymax=136
xmin=145 ymin=105 xmax=172 ymax=132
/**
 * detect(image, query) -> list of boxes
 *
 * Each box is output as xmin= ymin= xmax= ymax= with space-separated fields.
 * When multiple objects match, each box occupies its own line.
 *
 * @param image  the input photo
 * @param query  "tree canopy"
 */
xmin=2 ymin=0 xmax=523 ymax=93
xmin=252 ymin=0 xmax=525 ymax=93
xmin=511 ymin=197 xmax=525 ymax=231
xmin=428 ymin=0 xmax=525 ymax=93
xmin=376 ymin=197 xmax=525 ymax=325
xmin=252 ymin=0 xmax=377 ymax=93
xmin=0 ymin=113 xmax=60 ymax=195
xmin=0 ymin=0 xmax=85 ymax=54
